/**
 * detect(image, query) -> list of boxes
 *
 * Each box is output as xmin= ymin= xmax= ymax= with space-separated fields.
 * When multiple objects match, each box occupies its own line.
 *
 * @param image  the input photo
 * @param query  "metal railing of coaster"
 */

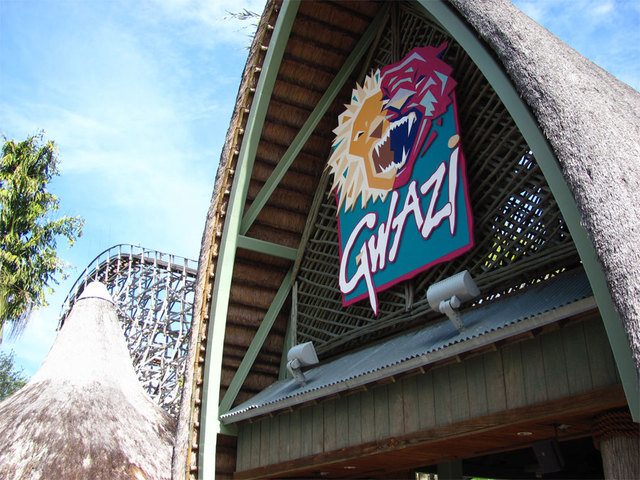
xmin=59 ymin=244 xmax=198 ymax=417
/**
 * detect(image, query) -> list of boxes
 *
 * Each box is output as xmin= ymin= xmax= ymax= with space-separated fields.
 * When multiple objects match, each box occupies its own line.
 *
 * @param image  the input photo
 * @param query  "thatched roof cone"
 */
xmin=0 ymin=282 xmax=176 ymax=480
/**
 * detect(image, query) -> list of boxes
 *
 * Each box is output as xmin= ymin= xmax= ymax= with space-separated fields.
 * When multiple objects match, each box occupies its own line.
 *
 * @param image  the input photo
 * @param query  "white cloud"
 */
xmin=593 ymin=1 xmax=614 ymax=16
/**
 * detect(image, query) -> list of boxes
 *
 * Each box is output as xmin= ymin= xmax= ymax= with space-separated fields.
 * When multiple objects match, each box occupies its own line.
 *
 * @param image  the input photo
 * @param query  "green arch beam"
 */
xmin=417 ymin=0 xmax=638 ymax=420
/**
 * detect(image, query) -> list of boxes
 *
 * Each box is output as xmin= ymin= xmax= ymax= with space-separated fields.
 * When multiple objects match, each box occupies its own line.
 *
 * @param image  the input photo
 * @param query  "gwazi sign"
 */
xmin=327 ymin=44 xmax=474 ymax=315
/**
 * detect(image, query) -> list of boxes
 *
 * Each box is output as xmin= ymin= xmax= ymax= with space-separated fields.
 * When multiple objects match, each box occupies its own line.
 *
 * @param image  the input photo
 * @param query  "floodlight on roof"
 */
xmin=426 ymin=270 xmax=479 ymax=332
xmin=286 ymin=342 xmax=319 ymax=387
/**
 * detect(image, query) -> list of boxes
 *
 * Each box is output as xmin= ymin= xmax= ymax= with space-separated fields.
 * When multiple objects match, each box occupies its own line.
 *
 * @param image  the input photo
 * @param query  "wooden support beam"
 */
xmin=239 ymin=3 xmax=391 ymax=236
xmin=237 ymin=235 xmax=298 ymax=261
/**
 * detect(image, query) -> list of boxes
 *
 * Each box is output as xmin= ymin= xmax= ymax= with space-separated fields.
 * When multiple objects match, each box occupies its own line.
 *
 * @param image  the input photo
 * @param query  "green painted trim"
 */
xmin=237 ymin=234 xmax=298 ymax=260
xmin=239 ymin=2 xmax=391 ymax=236
xmin=198 ymin=2 xmax=300 ymax=478
xmin=279 ymin=281 xmax=298 ymax=379
xmin=418 ymin=0 xmax=639 ymax=420
xmin=219 ymin=267 xmax=294 ymax=415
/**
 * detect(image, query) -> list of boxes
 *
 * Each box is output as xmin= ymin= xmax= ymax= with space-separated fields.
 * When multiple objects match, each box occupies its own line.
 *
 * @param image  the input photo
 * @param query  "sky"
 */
xmin=1 ymin=0 xmax=639 ymax=378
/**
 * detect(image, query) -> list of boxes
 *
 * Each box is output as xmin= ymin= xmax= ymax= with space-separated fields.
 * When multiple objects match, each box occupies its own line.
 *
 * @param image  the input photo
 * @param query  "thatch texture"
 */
xmin=0 ymin=282 xmax=175 ymax=480
xmin=449 ymin=0 xmax=640 ymax=370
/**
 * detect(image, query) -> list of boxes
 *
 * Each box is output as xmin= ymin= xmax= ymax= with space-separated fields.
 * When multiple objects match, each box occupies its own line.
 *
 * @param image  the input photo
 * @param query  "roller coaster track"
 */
xmin=59 ymin=244 xmax=198 ymax=417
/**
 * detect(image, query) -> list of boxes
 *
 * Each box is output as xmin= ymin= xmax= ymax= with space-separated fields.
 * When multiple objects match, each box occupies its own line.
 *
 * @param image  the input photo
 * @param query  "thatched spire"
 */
xmin=0 ymin=282 xmax=175 ymax=480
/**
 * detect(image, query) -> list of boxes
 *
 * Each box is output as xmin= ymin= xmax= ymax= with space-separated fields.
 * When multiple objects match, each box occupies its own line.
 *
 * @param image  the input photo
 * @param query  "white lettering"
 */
xmin=448 ymin=146 xmax=459 ymax=235
xmin=367 ymin=191 xmax=399 ymax=273
xmin=420 ymin=162 xmax=452 ymax=239
xmin=389 ymin=181 xmax=423 ymax=262
xmin=340 ymin=157 xmax=460 ymax=315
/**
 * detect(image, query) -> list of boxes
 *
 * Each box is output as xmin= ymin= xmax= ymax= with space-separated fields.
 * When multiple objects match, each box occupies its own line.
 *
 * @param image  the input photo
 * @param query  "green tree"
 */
xmin=0 ymin=133 xmax=83 ymax=340
xmin=0 ymin=350 xmax=28 ymax=400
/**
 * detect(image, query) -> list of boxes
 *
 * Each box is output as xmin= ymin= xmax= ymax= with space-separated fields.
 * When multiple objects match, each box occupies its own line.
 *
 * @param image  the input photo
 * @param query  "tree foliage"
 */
xmin=0 ymin=350 xmax=28 ymax=401
xmin=0 ymin=133 xmax=83 ymax=339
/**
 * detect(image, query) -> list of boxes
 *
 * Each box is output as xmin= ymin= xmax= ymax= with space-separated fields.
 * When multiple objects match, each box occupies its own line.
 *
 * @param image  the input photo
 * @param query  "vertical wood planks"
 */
xmin=417 ymin=368 xmax=436 ymax=429
xmin=562 ymin=322 xmax=593 ymax=394
xmin=335 ymin=394 xmax=350 ymax=448
xmin=483 ymin=350 xmax=507 ymax=413
xmin=361 ymin=389 xmax=376 ymax=443
xmin=269 ymin=415 xmax=280 ymax=465
xmin=433 ymin=366 xmax=453 ymax=426
xmin=466 ymin=354 xmax=488 ymax=417
xmin=521 ymin=337 xmax=548 ymax=405
xmin=250 ymin=419 xmax=261 ymax=469
xmin=278 ymin=412 xmax=290 ymax=464
xmin=449 ymin=362 xmax=470 ymax=422
xmin=347 ymin=393 xmax=366 ymax=445
xmin=234 ymin=318 xmax=620 ymax=472
xmin=236 ymin=421 xmax=249 ymax=470
xmin=288 ymin=407 xmax=302 ymax=460
xmin=402 ymin=374 xmax=420 ymax=433
xmin=348 ymin=391 xmax=362 ymax=447
xmin=541 ymin=328 xmax=570 ymax=400
xmin=300 ymin=405 xmax=314 ymax=458
xmin=583 ymin=319 xmax=619 ymax=387
xmin=259 ymin=417 xmax=270 ymax=467
xmin=312 ymin=403 xmax=324 ymax=455
xmin=374 ymin=386 xmax=390 ymax=440
xmin=502 ymin=342 xmax=527 ymax=409
xmin=323 ymin=398 xmax=337 ymax=451
xmin=388 ymin=381 xmax=406 ymax=437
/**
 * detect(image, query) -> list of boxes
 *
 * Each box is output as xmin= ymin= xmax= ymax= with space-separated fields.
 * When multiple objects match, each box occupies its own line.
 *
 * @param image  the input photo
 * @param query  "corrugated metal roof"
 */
xmin=221 ymin=270 xmax=594 ymax=424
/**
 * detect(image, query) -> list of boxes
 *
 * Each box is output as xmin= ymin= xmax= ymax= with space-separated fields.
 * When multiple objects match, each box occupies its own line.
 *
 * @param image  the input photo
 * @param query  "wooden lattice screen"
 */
xmin=292 ymin=4 xmax=580 ymax=357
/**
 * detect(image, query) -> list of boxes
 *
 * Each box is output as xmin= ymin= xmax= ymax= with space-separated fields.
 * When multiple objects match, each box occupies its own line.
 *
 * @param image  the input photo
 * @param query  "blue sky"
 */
xmin=1 ymin=0 xmax=639 ymax=377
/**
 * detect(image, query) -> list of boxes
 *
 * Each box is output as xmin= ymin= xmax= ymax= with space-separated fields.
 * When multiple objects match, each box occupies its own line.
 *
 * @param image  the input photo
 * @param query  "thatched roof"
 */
xmin=0 ymin=282 xmax=175 ymax=480
xmin=449 ymin=0 xmax=640 ymax=374
xmin=175 ymin=0 xmax=640 ymax=477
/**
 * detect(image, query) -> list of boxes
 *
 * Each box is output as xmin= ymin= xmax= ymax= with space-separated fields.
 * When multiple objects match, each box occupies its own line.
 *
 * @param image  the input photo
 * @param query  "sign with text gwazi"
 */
xmin=327 ymin=44 xmax=474 ymax=315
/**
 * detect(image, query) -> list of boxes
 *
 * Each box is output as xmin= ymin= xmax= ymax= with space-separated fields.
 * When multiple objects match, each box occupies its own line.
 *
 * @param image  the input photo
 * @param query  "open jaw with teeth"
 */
xmin=370 ymin=111 xmax=419 ymax=176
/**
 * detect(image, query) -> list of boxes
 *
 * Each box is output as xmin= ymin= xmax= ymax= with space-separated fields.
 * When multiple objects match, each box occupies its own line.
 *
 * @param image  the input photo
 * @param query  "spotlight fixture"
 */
xmin=286 ymin=342 xmax=319 ymax=386
xmin=426 ymin=270 xmax=479 ymax=331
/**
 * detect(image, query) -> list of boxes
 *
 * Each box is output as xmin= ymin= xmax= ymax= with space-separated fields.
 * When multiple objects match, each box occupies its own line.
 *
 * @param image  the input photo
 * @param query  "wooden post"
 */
xmin=593 ymin=408 xmax=640 ymax=479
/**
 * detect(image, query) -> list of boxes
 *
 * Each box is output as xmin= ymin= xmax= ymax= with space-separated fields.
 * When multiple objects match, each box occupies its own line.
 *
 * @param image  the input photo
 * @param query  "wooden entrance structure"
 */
xmin=174 ymin=1 xmax=640 ymax=478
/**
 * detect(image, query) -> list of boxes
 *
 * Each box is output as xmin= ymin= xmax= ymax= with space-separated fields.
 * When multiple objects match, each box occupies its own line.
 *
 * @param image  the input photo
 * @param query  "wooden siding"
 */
xmin=236 ymin=316 xmax=619 ymax=472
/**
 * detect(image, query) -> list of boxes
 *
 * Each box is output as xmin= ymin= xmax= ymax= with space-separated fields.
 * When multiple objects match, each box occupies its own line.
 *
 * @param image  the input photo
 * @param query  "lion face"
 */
xmin=328 ymin=70 xmax=394 ymax=212
xmin=348 ymin=90 xmax=396 ymax=192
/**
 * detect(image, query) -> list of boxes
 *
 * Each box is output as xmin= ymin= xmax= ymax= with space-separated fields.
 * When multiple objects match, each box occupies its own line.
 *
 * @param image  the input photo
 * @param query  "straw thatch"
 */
xmin=0 ymin=282 xmax=175 ymax=480
xmin=449 ymin=0 xmax=640 ymax=371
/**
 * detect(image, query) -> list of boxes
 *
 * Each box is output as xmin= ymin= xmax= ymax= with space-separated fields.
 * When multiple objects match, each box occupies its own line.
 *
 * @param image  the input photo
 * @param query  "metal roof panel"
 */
xmin=221 ymin=270 xmax=593 ymax=423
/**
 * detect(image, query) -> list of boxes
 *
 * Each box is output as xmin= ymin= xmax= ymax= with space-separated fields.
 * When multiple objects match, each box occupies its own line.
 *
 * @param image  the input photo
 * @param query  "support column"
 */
xmin=593 ymin=408 xmax=640 ymax=479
